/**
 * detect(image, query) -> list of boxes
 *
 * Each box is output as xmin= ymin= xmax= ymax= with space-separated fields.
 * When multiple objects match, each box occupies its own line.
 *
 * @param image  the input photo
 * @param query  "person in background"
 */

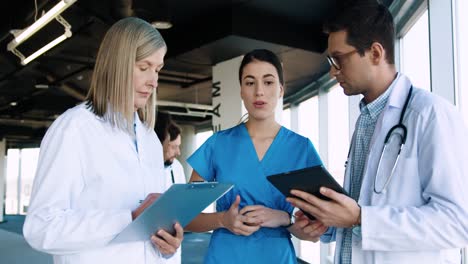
xmin=185 ymin=49 xmax=326 ymax=264
xmin=163 ymin=122 xmax=186 ymax=185
xmin=288 ymin=3 xmax=468 ymax=264
xmin=155 ymin=112 xmax=186 ymax=264
xmin=23 ymin=17 xmax=183 ymax=264
xmin=155 ymin=112 xmax=186 ymax=186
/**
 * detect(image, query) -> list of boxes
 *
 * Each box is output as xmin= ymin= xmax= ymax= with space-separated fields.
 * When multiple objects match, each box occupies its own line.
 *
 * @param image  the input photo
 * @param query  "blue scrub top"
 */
xmin=188 ymin=124 xmax=322 ymax=264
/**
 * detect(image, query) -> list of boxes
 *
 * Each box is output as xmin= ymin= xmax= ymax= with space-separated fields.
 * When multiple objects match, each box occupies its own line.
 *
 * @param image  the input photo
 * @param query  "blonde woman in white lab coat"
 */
xmin=23 ymin=17 xmax=183 ymax=264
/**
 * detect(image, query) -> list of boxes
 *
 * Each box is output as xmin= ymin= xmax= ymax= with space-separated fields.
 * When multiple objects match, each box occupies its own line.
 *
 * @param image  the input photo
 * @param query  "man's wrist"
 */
xmin=353 ymin=205 xmax=361 ymax=227
xmin=351 ymin=205 xmax=362 ymax=238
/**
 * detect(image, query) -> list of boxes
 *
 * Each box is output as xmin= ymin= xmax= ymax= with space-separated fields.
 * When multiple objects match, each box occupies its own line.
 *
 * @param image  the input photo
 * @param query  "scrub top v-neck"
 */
xmin=242 ymin=123 xmax=279 ymax=164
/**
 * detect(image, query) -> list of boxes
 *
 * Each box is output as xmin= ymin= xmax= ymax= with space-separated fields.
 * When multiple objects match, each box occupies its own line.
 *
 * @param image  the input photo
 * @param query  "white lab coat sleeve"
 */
xmin=362 ymin=103 xmax=468 ymax=251
xmin=23 ymin=115 xmax=132 ymax=255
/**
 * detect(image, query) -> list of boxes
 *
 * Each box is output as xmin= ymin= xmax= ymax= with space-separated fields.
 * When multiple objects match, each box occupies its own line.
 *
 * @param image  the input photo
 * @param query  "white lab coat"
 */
xmin=322 ymin=74 xmax=468 ymax=264
xmin=23 ymin=104 xmax=172 ymax=264
xmin=164 ymin=158 xmax=186 ymax=264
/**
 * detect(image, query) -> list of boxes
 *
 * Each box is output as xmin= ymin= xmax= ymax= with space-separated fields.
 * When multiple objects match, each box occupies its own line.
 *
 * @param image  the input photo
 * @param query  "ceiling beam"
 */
xmin=163 ymin=8 xmax=234 ymax=58
xmin=231 ymin=8 xmax=328 ymax=53
xmin=0 ymin=124 xmax=47 ymax=141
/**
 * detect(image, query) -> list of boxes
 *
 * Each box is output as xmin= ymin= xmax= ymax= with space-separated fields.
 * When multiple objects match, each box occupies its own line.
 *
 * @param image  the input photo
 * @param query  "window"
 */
xmin=282 ymin=108 xmax=291 ymax=130
xmin=5 ymin=148 xmax=40 ymax=215
xmin=455 ymin=0 xmax=468 ymax=126
xmin=195 ymin=130 xmax=213 ymax=149
xmin=327 ymin=84 xmax=350 ymax=186
xmin=453 ymin=1 xmax=468 ymax=261
xmin=296 ymin=96 xmax=320 ymax=263
xmin=5 ymin=149 xmax=19 ymax=214
xmin=400 ymin=10 xmax=431 ymax=91
xmin=298 ymin=96 xmax=320 ymax=151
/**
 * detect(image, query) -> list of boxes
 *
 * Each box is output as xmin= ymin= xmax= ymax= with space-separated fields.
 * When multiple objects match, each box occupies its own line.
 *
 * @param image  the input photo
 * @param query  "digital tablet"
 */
xmin=112 ymin=182 xmax=233 ymax=244
xmin=267 ymin=165 xmax=347 ymax=220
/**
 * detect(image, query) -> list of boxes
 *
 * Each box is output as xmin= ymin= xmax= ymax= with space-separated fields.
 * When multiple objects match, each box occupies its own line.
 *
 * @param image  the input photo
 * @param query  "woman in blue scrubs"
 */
xmin=186 ymin=49 xmax=325 ymax=264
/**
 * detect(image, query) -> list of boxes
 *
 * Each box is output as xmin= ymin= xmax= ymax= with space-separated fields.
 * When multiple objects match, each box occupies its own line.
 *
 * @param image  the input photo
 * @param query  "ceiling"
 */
xmin=0 ymin=0 xmax=393 ymax=148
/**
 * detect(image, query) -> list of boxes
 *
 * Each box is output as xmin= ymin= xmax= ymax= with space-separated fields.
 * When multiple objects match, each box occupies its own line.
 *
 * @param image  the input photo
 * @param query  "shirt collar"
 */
xmin=359 ymin=80 xmax=394 ymax=120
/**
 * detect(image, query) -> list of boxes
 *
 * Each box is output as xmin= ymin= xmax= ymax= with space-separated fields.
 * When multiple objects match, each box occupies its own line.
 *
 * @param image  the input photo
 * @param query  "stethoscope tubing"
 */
xmin=345 ymin=85 xmax=414 ymax=194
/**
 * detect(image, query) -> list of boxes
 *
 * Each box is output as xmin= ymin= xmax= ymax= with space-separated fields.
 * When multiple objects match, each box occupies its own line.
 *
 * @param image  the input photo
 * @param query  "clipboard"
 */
xmin=112 ymin=182 xmax=233 ymax=244
xmin=267 ymin=165 xmax=347 ymax=220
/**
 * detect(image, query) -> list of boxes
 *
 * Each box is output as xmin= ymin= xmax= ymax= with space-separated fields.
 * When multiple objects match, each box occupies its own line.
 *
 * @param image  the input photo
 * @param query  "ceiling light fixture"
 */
xmin=8 ymin=0 xmax=76 ymax=50
xmin=151 ymin=20 xmax=173 ymax=30
xmin=22 ymin=32 xmax=69 ymax=65
xmin=147 ymin=0 xmax=173 ymax=30
xmin=7 ymin=0 xmax=76 ymax=65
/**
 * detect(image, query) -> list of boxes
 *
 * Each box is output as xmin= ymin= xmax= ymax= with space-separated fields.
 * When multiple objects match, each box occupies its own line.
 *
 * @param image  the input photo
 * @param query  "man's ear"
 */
xmin=369 ymin=42 xmax=385 ymax=65
xmin=279 ymin=85 xmax=284 ymax=98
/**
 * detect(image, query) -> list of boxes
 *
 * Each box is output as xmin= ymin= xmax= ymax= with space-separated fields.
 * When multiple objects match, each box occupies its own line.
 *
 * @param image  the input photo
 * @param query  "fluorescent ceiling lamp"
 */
xmin=151 ymin=21 xmax=172 ymax=29
xmin=8 ymin=14 xmax=73 ymax=65
xmin=22 ymin=33 xmax=68 ymax=65
xmin=7 ymin=0 xmax=76 ymax=51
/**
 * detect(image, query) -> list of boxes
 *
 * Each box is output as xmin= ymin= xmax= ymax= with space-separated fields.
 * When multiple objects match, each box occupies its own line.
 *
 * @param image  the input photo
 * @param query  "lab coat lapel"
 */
xmin=360 ymin=74 xmax=413 ymax=205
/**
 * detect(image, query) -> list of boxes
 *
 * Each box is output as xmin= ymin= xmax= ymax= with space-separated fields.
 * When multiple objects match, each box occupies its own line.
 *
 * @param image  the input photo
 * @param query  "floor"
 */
xmin=0 ymin=215 xmax=211 ymax=264
xmin=0 ymin=215 xmax=312 ymax=264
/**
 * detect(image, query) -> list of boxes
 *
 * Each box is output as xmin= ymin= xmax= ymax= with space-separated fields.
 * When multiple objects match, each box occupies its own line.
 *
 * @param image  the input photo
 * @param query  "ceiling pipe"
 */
xmin=46 ymin=74 xmax=86 ymax=100
xmin=157 ymin=100 xmax=214 ymax=118
xmin=0 ymin=118 xmax=53 ymax=128
xmin=58 ymin=84 xmax=86 ymax=100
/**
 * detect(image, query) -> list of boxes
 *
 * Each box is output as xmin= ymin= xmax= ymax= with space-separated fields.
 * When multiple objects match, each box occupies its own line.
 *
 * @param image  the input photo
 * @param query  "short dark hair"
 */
xmin=155 ymin=112 xmax=181 ymax=142
xmin=167 ymin=122 xmax=181 ymax=141
xmin=324 ymin=2 xmax=395 ymax=64
xmin=238 ymin=49 xmax=284 ymax=86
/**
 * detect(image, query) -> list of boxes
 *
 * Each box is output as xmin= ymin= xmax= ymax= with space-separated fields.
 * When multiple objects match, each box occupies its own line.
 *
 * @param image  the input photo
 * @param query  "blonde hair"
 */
xmin=86 ymin=17 xmax=166 ymax=133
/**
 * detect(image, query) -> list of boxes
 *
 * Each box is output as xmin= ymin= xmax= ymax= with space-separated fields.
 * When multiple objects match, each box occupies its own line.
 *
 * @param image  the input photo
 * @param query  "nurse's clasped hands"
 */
xmin=239 ymin=204 xmax=290 ymax=228
xmin=220 ymin=194 xmax=294 ymax=236
xmin=219 ymin=195 xmax=261 ymax=236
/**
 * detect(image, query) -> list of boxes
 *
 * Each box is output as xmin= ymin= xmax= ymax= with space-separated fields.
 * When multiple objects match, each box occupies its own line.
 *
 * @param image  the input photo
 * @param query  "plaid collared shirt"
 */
xmin=340 ymin=86 xmax=393 ymax=264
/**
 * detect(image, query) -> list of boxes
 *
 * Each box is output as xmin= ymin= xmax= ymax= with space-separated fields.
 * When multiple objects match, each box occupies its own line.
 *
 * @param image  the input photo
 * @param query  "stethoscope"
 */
xmin=345 ymin=85 xmax=413 ymax=194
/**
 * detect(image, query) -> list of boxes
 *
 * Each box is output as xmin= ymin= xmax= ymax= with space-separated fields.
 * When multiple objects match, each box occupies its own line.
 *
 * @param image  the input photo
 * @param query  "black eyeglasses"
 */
xmin=327 ymin=49 xmax=359 ymax=70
